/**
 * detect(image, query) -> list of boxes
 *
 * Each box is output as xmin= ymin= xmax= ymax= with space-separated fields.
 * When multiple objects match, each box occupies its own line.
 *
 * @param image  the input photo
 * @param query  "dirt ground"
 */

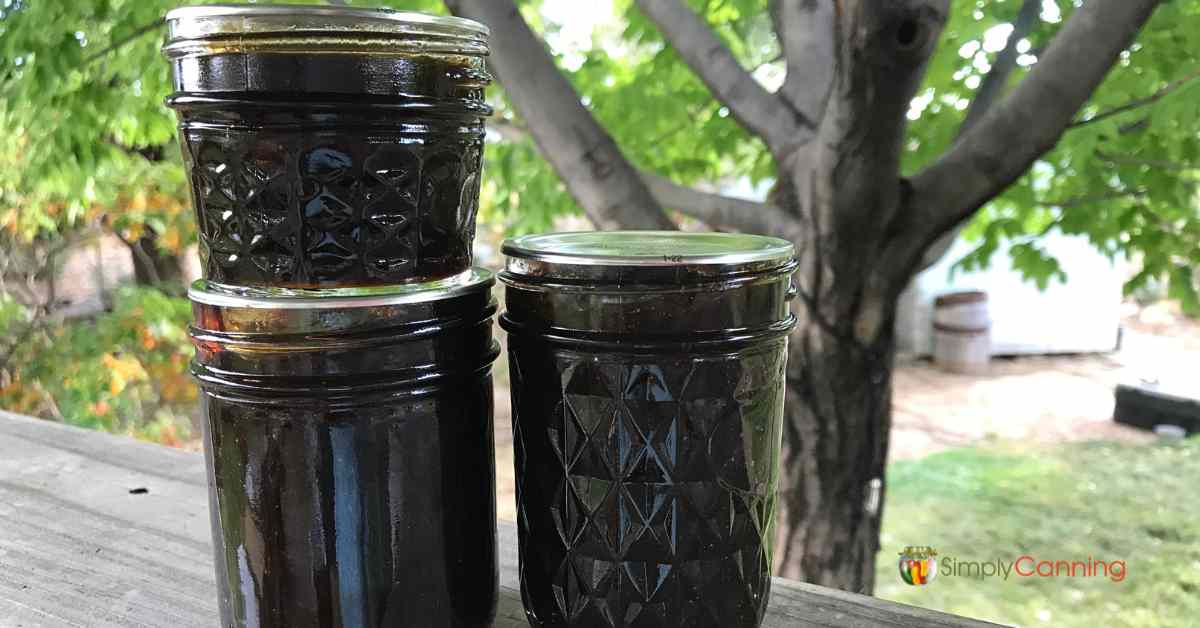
xmin=490 ymin=302 xmax=1198 ymax=520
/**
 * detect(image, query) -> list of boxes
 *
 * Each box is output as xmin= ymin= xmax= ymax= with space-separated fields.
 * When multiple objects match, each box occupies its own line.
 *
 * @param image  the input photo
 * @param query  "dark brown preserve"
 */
xmin=189 ymin=269 xmax=500 ymax=628
xmin=164 ymin=6 xmax=492 ymax=288
xmin=499 ymin=232 xmax=797 ymax=628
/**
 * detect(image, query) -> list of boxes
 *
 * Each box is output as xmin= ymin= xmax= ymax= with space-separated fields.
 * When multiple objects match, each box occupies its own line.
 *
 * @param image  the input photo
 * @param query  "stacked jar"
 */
xmin=164 ymin=6 xmax=499 ymax=628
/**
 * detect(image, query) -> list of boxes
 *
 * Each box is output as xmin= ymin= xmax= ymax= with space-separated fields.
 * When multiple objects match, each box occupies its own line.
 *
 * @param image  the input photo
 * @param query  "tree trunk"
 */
xmin=759 ymin=0 xmax=946 ymax=592
xmin=127 ymin=234 xmax=183 ymax=287
xmin=445 ymin=0 xmax=1164 ymax=596
xmin=776 ymin=307 xmax=896 ymax=593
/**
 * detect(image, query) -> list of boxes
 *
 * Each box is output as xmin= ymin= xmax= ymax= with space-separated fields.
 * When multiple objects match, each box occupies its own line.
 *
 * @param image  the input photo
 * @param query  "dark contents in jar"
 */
xmin=500 ymin=232 xmax=795 ymax=628
xmin=190 ymin=272 xmax=501 ymax=628
xmin=506 ymin=338 xmax=786 ymax=628
xmin=169 ymin=51 xmax=490 ymax=288
xmin=198 ymin=368 xmax=498 ymax=628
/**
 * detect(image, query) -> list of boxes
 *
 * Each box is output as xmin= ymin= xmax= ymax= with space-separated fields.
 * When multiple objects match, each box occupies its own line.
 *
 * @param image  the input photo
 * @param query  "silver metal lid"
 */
xmin=163 ymin=5 xmax=489 ymax=58
xmin=189 ymin=268 xmax=496 ymax=337
xmin=502 ymin=231 xmax=795 ymax=283
xmin=189 ymin=267 xmax=494 ymax=310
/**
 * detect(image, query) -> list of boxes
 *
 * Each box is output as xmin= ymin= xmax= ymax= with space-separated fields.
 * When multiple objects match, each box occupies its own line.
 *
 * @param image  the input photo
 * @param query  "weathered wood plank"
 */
xmin=0 ymin=411 xmax=1005 ymax=627
xmin=0 ymin=412 xmax=214 ymax=627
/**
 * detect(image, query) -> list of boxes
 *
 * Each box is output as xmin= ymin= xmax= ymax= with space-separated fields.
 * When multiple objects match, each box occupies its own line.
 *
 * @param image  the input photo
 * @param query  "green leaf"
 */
xmin=1169 ymin=264 xmax=1200 ymax=315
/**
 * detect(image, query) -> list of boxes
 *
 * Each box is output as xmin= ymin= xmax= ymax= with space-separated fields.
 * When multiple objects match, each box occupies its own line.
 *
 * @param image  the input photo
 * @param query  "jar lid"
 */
xmin=502 ymin=231 xmax=795 ymax=283
xmin=189 ymin=268 xmax=495 ymax=336
xmin=163 ymin=4 xmax=489 ymax=58
xmin=189 ymin=267 xmax=493 ymax=310
xmin=189 ymin=268 xmax=498 ymax=384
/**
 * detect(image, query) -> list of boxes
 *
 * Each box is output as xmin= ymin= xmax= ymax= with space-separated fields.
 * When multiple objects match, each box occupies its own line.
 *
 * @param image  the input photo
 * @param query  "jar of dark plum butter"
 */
xmin=189 ymin=269 xmax=500 ymax=628
xmin=499 ymin=232 xmax=797 ymax=628
xmin=163 ymin=5 xmax=491 ymax=288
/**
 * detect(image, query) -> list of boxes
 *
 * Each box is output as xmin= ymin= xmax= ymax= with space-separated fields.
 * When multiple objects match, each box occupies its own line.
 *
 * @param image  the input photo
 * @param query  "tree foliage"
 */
xmin=1 ymin=0 xmax=201 ymax=438
xmin=5 ymin=0 xmax=1194 ymax=291
xmin=919 ymin=0 xmax=1200 ymax=306
xmin=0 ymin=0 xmax=187 ymax=250
xmin=483 ymin=0 xmax=778 ymax=232
xmin=0 ymin=0 xmax=441 ymax=438
xmin=484 ymin=0 xmax=1200 ymax=304
xmin=0 ymin=286 xmax=196 ymax=444
xmin=1 ymin=0 xmax=1198 ymax=440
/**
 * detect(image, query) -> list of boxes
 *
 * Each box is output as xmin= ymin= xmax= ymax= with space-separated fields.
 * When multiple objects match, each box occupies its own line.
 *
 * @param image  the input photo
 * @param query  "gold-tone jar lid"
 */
xmin=163 ymin=4 xmax=489 ymax=58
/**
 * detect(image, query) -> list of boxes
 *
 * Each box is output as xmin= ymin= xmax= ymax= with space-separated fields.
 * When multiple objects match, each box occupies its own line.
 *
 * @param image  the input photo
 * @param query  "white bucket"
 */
xmin=932 ymin=291 xmax=991 ymax=375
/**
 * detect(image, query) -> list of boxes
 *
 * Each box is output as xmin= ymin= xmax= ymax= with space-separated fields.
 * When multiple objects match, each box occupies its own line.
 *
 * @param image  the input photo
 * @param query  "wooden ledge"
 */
xmin=0 ymin=410 xmax=1003 ymax=627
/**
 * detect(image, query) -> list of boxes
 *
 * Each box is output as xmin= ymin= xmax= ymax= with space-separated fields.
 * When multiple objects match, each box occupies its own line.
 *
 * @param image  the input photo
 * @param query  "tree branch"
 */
xmin=0 ymin=314 xmax=52 ymax=373
xmin=918 ymin=0 xmax=1042 ymax=272
xmin=1039 ymin=188 xmax=1148 ymax=208
xmin=634 ymin=0 xmax=805 ymax=154
xmin=959 ymin=0 xmax=1042 ymax=134
xmin=1096 ymin=150 xmax=1198 ymax=171
xmin=84 ymin=18 xmax=165 ymax=65
xmin=641 ymin=174 xmax=800 ymax=239
xmin=1070 ymin=67 xmax=1200 ymax=129
xmin=770 ymin=0 xmax=835 ymax=132
xmin=0 ymin=232 xmax=86 ymax=373
xmin=113 ymin=231 xmax=162 ymax=285
xmin=486 ymin=117 xmax=530 ymax=144
xmin=445 ymin=0 xmax=675 ymax=230
xmin=484 ymin=115 xmax=794 ymax=235
xmin=904 ymin=0 xmax=1162 ymax=267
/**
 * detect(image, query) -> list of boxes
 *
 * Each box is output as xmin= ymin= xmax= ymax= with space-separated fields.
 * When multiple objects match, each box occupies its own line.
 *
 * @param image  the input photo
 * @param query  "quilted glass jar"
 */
xmin=499 ymin=232 xmax=797 ymax=628
xmin=163 ymin=6 xmax=491 ymax=288
xmin=189 ymin=269 xmax=500 ymax=628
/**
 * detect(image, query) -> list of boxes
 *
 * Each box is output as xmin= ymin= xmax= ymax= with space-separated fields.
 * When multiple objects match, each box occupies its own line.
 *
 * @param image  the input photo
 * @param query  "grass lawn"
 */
xmin=875 ymin=437 xmax=1200 ymax=627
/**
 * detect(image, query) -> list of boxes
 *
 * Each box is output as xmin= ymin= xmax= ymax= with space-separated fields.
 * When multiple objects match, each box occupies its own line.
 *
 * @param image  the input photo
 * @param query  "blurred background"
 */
xmin=1 ymin=1 xmax=1198 ymax=625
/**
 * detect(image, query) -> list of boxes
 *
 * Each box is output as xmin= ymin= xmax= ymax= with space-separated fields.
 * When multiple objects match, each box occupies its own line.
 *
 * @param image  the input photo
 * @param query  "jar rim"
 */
xmin=501 ymin=230 xmax=795 ymax=283
xmin=163 ymin=4 xmax=489 ymax=57
xmin=188 ymin=268 xmax=494 ymax=310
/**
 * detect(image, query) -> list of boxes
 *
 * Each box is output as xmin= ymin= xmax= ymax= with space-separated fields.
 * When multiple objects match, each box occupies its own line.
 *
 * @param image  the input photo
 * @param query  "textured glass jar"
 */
xmin=189 ymin=269 xmax=500 ymax=628
xmin=163 ymin=6 xmax=491 ymax=288
xmin=499 ymin=232 xmax=797 ymax=628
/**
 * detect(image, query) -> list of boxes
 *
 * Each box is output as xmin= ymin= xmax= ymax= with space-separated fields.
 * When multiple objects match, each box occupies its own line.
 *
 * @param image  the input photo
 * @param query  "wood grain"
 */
xmin=0 ymin=411 xmax=1004 ymax=627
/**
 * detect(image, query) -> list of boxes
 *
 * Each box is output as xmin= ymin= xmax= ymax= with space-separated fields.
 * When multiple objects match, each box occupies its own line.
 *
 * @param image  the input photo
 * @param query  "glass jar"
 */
xmin=163 ymin=6 xmax=491 ymax=288
xmin=499 ymin=232 xmax=797 ymax=628
xmin=189 ymin=269 xmax=500 ymax=628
